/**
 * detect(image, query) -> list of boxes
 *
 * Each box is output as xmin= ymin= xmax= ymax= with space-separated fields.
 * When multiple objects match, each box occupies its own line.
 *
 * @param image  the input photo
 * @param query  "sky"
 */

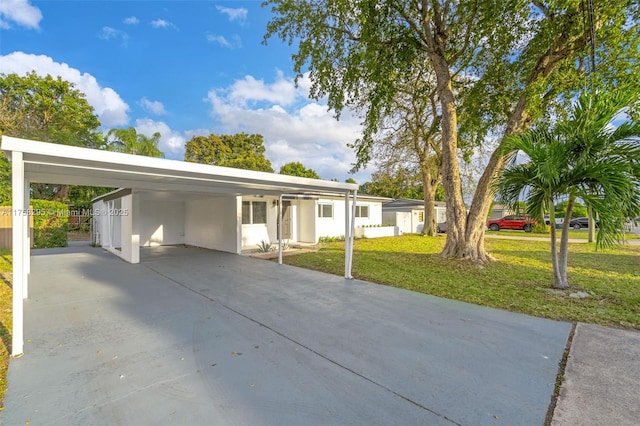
xmin=0 ymin=0 xmax=372 ymax=183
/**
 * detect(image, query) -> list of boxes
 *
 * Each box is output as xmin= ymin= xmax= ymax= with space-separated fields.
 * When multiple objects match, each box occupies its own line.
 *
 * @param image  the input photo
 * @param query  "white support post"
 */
xmin=11 ymin=151 xmax=25 ymax=357
xmin=23 ymin=179 xmax=30 ymax=298
xmin=344 ymin=191 xmax=351 ymax=278
xmin=347 ymin=189 xmax=358 ymax=279
xmin=278 ymin=194 xmax=283 ymax=265
xmin=120 ymin=194 xmax=139 ymax=264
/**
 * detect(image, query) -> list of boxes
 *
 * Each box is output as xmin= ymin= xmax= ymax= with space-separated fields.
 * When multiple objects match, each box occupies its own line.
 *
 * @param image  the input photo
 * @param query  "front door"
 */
xmin=281 ymin=201 xmax=292 ymax=239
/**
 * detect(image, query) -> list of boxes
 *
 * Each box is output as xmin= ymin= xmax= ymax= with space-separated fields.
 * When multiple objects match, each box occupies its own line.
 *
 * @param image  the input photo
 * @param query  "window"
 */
xmin=242 ymin=201 xmax=267 ymax=224
xmin=318 ymin=203 xmax=333 ymax=218
xmin=355 ymin=205 xmax=369 ymax=218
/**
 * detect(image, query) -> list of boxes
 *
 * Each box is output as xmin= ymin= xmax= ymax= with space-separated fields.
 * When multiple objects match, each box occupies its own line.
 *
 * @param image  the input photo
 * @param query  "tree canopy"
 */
xmin=0 ymin=72 xmax=102 ymax=147
xmin=106 ymin=127 xmax=165 ymax=158
xmin=264 ymin=0 xmax=640 ymax=261
xmin=0 ymin=72 xmax=104 ymax=203
xmin=279 ymin=161 xmax=321 ymax=179
xmin=184 ymin=133 xmax=274 ymax=172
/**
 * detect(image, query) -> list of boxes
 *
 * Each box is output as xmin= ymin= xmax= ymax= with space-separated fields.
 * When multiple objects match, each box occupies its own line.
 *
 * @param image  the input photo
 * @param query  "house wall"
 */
xmin=111 ymin=198 xmax=122 ymax=249
xmin=298 ymin=200 xmax=316 ymax=243
xmin=241 ymin=196 xmax=271 ymax=248
xmin=185 ymin=196 xmax=240 ymax=253
xmin=135 ymin=199 xmax=185 ymax=246
xmin=315 ymin=198 xmax=382 ymax=242
xmin=384 ymin=211 xmax=412 ymax=234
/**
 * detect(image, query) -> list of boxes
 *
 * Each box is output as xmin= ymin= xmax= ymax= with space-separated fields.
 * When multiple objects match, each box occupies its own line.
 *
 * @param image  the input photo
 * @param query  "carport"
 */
xmin=1 ymin=135 xmax=359 ymax=357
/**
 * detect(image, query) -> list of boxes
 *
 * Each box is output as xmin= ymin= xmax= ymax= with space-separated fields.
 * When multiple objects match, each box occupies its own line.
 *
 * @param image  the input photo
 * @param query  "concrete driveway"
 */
xmin=2 ymin=245 xmax=570 ymax=425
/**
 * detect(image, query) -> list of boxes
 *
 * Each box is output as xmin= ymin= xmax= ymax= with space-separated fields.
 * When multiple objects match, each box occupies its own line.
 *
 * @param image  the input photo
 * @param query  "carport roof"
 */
xmin=1 ymin=136 xmax=358 ymax=196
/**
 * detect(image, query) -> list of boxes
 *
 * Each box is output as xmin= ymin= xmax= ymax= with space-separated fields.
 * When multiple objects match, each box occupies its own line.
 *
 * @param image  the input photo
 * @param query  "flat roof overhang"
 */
xmin=1 ymin=136 xmax=358 ymax=196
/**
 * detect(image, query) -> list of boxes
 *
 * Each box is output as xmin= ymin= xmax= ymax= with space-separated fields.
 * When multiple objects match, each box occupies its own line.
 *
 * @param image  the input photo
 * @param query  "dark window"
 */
xmin=242 ymin=201 xmax=251 ymax=224
xmin=252 ymin=201 xmax=267 ymax=224
xmin=355 ymin=205 xmax=369 ymax=218
xmin=318 ymin=203 xmax=333 ymax=218
xmin=242 ymin=201 xmax=267 ymax=224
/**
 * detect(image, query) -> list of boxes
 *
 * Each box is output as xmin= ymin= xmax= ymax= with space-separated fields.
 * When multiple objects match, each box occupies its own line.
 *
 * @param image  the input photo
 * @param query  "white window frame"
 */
xmin=355 ymin=205 xmax=369 ymax=218
xmin=242 ymin=201 xmax=267 ymax=224
xmin=318 ymin=203 xmax=334 ymax=218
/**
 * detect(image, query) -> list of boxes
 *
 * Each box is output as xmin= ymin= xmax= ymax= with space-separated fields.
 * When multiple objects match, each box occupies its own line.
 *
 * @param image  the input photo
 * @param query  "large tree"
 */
xmin=185 ymin=133 xmax=274 ymax=172
xmin=496 ymin=87 xmax=640 ymax=288
xmin=0 ymin=72 xmax=104 ymax=202
xmin=106 ymin=127 xmax=165 ymax=158
xmin=279 ymin=161 xmax=321 ymax=178
xmin=360 ymin=64 xmax=444 ymax=235
xmin=264 ymin=0 xmax=640 ymax=262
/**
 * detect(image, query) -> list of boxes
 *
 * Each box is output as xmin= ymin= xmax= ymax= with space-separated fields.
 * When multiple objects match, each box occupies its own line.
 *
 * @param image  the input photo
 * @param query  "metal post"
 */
xmin=278 ymin=194 xmax=283 ymax=265
xmin=344 ymin=190 xmax=351 ymax=278
xmin=347 ymin=189 xmax=358 ymax=279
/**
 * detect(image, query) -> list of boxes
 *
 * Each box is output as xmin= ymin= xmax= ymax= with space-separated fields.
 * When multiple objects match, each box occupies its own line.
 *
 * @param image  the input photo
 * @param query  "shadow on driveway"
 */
xmin=2 ymin=245 xmax=570 ymax=425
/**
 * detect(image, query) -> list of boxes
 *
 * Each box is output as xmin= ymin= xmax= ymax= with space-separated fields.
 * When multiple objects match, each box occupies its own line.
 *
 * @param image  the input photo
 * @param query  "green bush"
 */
xmin=532 ymin=222 xmax=550 ymax=234
xmin=30 ymin=199 xmax=69 ymax=248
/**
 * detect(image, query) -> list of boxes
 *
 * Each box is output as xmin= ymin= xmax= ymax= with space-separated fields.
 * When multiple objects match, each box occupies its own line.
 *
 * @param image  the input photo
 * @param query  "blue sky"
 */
xmin=0 ymin=0 xmax=371 ymax=182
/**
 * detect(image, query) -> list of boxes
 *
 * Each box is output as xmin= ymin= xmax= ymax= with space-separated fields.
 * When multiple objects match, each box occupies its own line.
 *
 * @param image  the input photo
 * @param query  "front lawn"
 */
xmin=0 ymin=249 xmax=11 ymax=410
xmin=281 ymin=235 xmax=640 ymax=329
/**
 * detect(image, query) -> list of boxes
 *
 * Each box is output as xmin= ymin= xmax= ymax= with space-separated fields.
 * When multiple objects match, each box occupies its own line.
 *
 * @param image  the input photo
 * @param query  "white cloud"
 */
xmin=134 ymin=118 xmax=187 ymax=158
xmin=123 ymin=16 xmax=139 ymax=25
xmin=216 ymin=6 xmax=247 ymax=23
xmin=206 ymin=72 xmax=370 ymax=182
xmin=0 ymin=52 xmax=130 ymax=127
xmin=227 ymin=71 xmax=297 ymax=106
xmin=99 ymin=26 xmax=128 ymax=42
xmin=206 ymin=34 xmax=241 ymax=49
xmin=0 ymin=0 xmax=42 ymax=30
xmin=139 ymin=97 xmax=167 ymax=115
xmin=151 ymin=19 xmax=176 ymax=29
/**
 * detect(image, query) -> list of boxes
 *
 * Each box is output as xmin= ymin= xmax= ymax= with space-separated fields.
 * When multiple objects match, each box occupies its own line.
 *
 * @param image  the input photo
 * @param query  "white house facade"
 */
xmin=92 ymin=190 xmax=388 ymax=256
xmin=382 ymin=198 xmax=447 ymax=234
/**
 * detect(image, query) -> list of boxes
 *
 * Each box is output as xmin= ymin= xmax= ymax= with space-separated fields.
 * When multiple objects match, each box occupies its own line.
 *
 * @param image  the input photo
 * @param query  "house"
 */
xmin=382 ymin=198 xmax=447 ymax=234
xmin=488 ymin=203 xmax=515 ymax=219
xmin=1 ymin=135 xmax=363 ymax=356
xmin=91 ymin=190 xmax=390 ymax=254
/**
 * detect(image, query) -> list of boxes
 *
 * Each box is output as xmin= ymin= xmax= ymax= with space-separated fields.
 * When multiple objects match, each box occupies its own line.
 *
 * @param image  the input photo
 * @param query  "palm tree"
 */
xmin=106 ymin=127 xmax=165 ymax=158
xmin=495 ymin=87 xmax=640 ymax=289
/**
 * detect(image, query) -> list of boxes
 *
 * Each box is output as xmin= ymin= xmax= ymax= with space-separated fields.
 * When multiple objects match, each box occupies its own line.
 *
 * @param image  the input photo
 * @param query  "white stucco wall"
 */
xmin=384 ymin=211 xmax=413 ymax=234
xmin=298 ymin=200 xmax=316 ymax=243
xmin=185 ymin=196 xmax=241 ymax=254
xmin=314 ymin=198 xmax=382 ymax=241
xmin=135 ymin=199 xmax=185 ymax=246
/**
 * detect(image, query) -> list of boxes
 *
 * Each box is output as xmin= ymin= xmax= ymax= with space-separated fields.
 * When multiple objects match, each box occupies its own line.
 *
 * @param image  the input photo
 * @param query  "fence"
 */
xmin=0 ymin=207 xmax=35 ymax=249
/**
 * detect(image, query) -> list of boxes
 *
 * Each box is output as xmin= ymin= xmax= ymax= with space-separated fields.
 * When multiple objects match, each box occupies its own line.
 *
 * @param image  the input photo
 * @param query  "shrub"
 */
xmin=256 ymin=240 xmax=274 ymax=253
xmin=30 ymin=199 xmax=69 ymax=248
xmin=532 ymin=223 xmax=550 ymax=234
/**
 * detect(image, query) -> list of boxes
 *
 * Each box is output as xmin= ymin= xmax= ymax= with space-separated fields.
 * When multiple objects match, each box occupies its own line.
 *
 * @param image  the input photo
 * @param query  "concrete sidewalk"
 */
xmin=2 ymin=245 xmax=570 ymax=425
xmin=552 ymin=324 xmax=640 ymax=426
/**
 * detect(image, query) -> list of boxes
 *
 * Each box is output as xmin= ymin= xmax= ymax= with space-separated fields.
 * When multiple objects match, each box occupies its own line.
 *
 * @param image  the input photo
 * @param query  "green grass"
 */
xmin=281 ymin=235 xmax=640 ymax=329
xmin=0 ymin=249 xmax=11 ymax=410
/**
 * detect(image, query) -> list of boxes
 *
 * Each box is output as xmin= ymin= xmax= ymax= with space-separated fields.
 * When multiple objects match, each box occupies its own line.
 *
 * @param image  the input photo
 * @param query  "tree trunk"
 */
xmin=429 ymin=53 xmax=467 ymax=258
xmin=555 ymin=197 xmax=575 ymax=289
xmin=587 ymin=204 xmax=595 ymax=242
xmin=445 ymin=11 xmax=589 ymax=262
xmin=549 ymin=203 xmax=563 ymax=286
xmin=421 ymin=161 xmax=438 ymax=236
xmin=453 ymin=90 xmax=530 ymax=261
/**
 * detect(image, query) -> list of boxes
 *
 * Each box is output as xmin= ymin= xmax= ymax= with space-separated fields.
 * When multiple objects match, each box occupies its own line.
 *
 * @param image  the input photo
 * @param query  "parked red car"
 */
xmin=486 ymin=215 xmax=536 ymax=232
